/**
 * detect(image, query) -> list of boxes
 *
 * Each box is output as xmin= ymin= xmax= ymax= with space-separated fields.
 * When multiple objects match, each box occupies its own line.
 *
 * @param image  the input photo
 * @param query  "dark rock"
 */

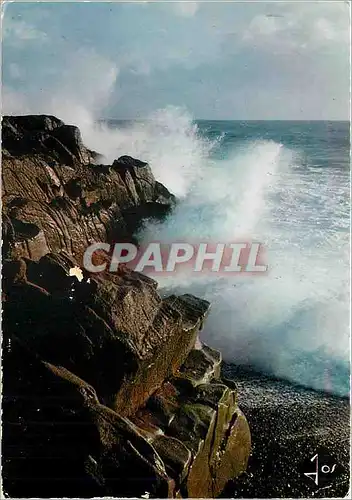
xmin=110 ymin=293 xmax=210 ymax=416
xmin=2 ymin=251 xmax=211 ymax=417
xmin=2 ymin=115 xmax=251 ymax=498
xmin=177 ymin=344 xmax=222 ymax=386
xmin=2 ymin=117 xmax=176 ymax=261
xmin=2 ymin=115 xmax=91 ymax=165
xmin=131 ymin=346 xmax=251 ymax=497
xmin=2 ymin=213 xmax=15 ymax=257
xmin=112 ymin=155 xmax=149 ymax=170
xmin=2 ymin=338 xmax=175 ymax=498
xmin=51 ymin=124 xmax=90 ymax=164
xmin=4 ymin=114 xmax=64 ymax=133
xmin=2 ymin=115 xmax=64 ymax=156
xmin=152 ymin=435 xmax=192 ymax=484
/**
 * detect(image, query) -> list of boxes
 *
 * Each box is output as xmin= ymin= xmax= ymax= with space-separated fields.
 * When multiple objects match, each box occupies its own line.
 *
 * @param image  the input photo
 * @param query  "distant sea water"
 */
xmin=87 ymin=112 xmax=350 ymax=397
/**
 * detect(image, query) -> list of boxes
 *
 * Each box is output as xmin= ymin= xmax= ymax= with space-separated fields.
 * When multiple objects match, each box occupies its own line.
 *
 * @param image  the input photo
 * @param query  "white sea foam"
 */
xmin=123 ymin=109 xmax=349 ymax=396
xmin=6 ymin=59 xmax=349 ymax=396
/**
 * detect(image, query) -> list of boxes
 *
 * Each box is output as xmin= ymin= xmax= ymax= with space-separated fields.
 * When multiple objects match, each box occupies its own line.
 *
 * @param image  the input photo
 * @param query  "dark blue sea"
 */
xmin=89 ymin=112 xmax=350 ymax=396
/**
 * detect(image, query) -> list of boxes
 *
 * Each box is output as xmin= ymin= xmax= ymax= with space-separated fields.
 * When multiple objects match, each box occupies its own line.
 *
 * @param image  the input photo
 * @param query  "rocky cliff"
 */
xmin=1 ymin=115 xmax=251 ymax=498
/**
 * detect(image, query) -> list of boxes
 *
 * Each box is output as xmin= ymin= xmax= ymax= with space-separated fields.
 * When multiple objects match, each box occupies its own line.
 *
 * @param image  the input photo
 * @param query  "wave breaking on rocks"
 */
xmin=2 ymin=115 xmax=251 ymax=498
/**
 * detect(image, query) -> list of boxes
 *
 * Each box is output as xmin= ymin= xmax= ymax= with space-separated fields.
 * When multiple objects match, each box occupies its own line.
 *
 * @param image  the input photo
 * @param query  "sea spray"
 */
xmin=9 ymin=62 xmax=348 ymax=395
xmin=125 ymin=112 xmax=348 ymax=397
xmin=76 ymin=108 xmax=349 ymax=397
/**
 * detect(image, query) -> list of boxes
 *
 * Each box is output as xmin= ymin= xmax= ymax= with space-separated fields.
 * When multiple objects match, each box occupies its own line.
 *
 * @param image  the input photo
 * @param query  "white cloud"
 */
xmin=313 ymin=18 xmax=335 ymax=41
xmin=51 ymin=49 xmax=119 ymax=120
xmin=2 ymin=49 xmax=119 ymax=124
xmin=169 ymin=1 xmax=199 ymax=18
xmin=9 ymin=63 xmax=22 ymax=79
xmin=2 ymin=86 xmax=30 ymax=115
xmin=117 ymin=52 xmax=152 ymax=76
xmin=130 ymin=60 xmax=152 ymax=76
xmin=244 ymin=15 xmax=279 ymax=39
xmin=242 ymin=3 xmax=350 ymax=52
xmin=3 ymin=18 xmax=47 ymax=45
xmin=2 ymin=1 xmax=349 ymax=120
xmin=140 ymin=0 xmax=199 ymax=17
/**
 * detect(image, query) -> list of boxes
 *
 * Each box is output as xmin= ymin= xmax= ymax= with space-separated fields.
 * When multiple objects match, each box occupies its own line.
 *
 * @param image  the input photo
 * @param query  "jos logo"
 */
xmin=300 ymin=448 xmax=343 ymax=488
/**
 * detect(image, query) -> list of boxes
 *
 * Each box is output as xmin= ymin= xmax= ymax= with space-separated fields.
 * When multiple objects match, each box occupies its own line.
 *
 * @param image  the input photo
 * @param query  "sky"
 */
xmin=1 ymin=1 xmax=351 ymax=120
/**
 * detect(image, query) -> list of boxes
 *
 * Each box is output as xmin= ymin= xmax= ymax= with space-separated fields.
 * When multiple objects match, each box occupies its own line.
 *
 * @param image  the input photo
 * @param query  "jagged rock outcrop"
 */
xmin=2 ymin=115 xmax=176 ymax=262
xmin=132 ymin=349 xmax=250 ymax=497
xmin=2 ymin=115 xmax=251 ymax=498
xmin=3 ymin=254 xmax=211 ymax=417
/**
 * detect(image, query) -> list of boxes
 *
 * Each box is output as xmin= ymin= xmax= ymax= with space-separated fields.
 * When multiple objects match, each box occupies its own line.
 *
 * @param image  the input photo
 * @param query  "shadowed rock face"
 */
xmin=2 ymin=339 xmax=175 ymax=499
xmin=2 ymin=115 xmax=251 ymax=498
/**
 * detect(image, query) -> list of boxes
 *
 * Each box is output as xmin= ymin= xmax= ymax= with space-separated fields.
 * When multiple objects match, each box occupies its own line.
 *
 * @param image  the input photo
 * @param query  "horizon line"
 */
xmin=2 ymin=113 xmax=349 ymax=123
xmin=101 ymin=117 xmax=350 ymax=122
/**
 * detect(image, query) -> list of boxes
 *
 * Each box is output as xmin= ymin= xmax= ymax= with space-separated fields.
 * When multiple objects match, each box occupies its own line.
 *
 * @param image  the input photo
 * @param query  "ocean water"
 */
xmin=80 ymin=108 xmax=350 ymax=397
